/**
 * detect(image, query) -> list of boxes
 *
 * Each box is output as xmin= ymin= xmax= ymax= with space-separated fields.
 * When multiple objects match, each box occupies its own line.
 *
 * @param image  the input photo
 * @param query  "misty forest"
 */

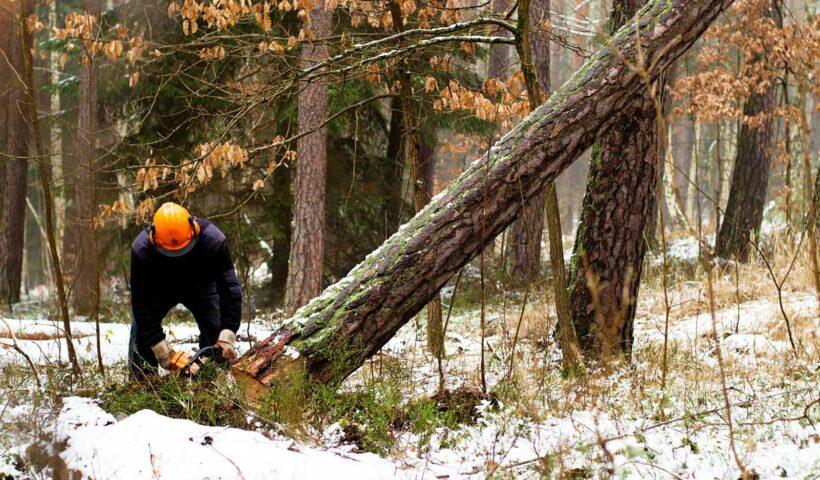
xmin=0 ymin=0 xmax=818 ymax=477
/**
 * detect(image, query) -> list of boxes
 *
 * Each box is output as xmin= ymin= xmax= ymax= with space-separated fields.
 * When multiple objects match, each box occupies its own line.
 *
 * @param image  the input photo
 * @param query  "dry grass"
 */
xmin=445 ymin=236 xmax=818 ymax=427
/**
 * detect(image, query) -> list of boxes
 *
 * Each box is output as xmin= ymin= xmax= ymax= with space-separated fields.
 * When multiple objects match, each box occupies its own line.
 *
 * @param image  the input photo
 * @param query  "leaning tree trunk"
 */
xmin=567 ymin=0 xmax=665 ymax=356
xmin=72 ymin=0 xmax=101 ymax=318
xmin=0 ymin=0 xmax=30 ymax=306
xmin=236 ymin=0 xmax=735 ymax=388
xmin=715 ymin=0 xmax=780 ymax=262
xmin=284 ymin=0 xmax=332 ymax=315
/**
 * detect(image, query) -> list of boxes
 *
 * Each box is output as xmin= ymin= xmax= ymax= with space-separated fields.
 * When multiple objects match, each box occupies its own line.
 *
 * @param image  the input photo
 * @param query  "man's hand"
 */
xmin=215 ymin=329 xmax=238 ymax=363
xmin=151 ymin=340 xmax=200 ymax=375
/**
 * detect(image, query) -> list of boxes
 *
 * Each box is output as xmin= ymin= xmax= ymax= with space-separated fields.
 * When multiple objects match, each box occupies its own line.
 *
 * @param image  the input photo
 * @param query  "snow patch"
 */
xmin=59 ymin=401 xmax=407 ymax=480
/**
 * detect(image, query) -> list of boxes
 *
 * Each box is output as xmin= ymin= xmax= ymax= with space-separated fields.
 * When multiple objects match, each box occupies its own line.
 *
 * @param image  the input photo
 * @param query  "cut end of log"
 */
xmin=232 ymin=327 xmax=310 ymax=394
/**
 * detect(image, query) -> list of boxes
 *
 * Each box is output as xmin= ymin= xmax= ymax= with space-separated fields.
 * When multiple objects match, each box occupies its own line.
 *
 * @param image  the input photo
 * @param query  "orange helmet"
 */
xmin=149 ymin=202 xmax=201 ymax=257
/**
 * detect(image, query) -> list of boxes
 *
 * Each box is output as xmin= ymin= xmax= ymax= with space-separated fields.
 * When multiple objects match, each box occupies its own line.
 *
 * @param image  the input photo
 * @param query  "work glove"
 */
xmin=151 ymin=339 xmax=200 ymax=376
xmin=215 ymin=329 xmax=238 ymax=363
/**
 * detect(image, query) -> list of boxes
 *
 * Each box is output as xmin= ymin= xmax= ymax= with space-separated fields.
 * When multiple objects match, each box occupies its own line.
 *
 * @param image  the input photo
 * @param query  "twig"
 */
xmin=438 ymin=269 xmax=464 ymax=394
xmin=0 ymin=318 xmax=41 ymax=388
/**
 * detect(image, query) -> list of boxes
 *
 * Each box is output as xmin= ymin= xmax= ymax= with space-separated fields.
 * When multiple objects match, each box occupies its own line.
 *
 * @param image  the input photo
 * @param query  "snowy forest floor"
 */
xmin=0 ymin=237 xmax=818 ymax=479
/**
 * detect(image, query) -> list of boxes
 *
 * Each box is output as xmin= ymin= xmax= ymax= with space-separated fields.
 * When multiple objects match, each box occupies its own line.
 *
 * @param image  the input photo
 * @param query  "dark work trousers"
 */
xmin=128 ymin=288 xmax=222 ymax=378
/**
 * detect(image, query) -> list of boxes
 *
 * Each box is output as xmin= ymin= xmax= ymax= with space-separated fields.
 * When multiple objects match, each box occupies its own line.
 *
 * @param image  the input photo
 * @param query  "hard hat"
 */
xmin=149 ymin=202 xmax=201 ymax=257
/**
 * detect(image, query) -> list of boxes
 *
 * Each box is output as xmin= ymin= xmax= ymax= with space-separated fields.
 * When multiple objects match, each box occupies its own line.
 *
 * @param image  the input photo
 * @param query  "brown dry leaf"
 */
xmin=424 ymin=75 xmax=437 ymax=93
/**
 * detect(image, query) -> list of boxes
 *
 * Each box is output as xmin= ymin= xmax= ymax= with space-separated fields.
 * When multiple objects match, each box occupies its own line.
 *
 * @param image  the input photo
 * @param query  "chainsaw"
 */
xmin=180 ymin=344 xmax=231 ymax=375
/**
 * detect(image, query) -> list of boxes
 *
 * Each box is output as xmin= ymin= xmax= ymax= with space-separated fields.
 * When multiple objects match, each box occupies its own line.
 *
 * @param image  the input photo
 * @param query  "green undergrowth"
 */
xmin=98 ymin=361 xmax=492 ymax=456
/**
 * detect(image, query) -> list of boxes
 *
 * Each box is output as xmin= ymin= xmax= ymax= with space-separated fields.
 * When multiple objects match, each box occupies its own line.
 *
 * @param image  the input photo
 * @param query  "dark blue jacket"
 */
xmin=130 ymin=219 xmax=242 ymax=348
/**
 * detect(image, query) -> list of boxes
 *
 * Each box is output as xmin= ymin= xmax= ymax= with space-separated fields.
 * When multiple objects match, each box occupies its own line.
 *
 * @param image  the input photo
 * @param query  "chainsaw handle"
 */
xmin=181 ymin=345 xmax=220 ymax=373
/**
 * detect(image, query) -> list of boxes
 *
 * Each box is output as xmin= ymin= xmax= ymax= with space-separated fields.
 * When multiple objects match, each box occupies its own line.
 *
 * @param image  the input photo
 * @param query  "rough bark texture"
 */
xmin=385 ymin=97 xmax=405 ymax=232
xmin=508 ymin=0 xmax=551 ymax=284
xmin=528 ymin=0 xmax=550 ymax=89
xmin=237 ymin=0 xmax=735 ymax=387
xmin=512 ymin=0 xmax=578 ymax=371
xmin=715 ymin=2 xmax=780 ymax=262
xmin=71 ymin=0 xmax=101 ymax=317
xmin=285 ymin=1 xmax=332 ymax=315
xmin=0 ymin=0 xmax=30 ymax=305
xmin=18 ymin=0 xmax=80 ymax=372
xmin=388 ymin=1 xmax=444 ymax=359
xmin=567 ymin=0 xmax=662 ymax=355
xmin=487 ymin=0 xmax=510 ymax=79
xmin=420 ymin=131 xmax=443 ymax=358
xmin=49 ymin=0 xmax=65 ymax=256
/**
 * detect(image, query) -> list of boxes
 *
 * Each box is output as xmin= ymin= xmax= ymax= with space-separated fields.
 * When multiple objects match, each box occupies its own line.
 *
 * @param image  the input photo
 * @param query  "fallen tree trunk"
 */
xmin=237 ymin=0 xmax=734 ymax=387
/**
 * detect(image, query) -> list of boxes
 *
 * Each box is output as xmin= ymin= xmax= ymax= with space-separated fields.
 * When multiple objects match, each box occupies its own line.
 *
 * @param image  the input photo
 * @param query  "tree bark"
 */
xmin=0 ymin=0 xmax=30 ymax=306
xmin=284 ymin=0 xmax=332 ymax=315
xmin=385 ymin=97 xmax=405 ymax=232
xmin=49 ymin=0 xmax=65 ymax=260
xmin=567 ymin=0 xmax=666 ymax=356
xmin=387 ymin=1 xmax=444 ymax=359
xmin=72 ymin=0 xmax=101 ymax=318
xmin=487 ymin=0 xmax=511 ymax=79
xmin=512 ymin=0 xmax=580 ymax=368
xmin=715 ymin=1 xmax=780 ymax=262
xmin=18 ymin=0 xmax=81 ymax=373
xmin=507 ymin=0 xmax=550 ymax=284
xmin=236 ymin=0 xmax=735 ymax=388
xmin=711 ymin=123 xmax=723 ymax=230
xmin=420 ymin=131 xmax=443 ymax=358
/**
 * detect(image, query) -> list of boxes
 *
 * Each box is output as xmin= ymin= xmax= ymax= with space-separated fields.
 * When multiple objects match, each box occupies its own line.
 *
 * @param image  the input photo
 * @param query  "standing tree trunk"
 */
xmin=49 ymin=0 xmax=65 ymax=258
xmin=507 ymin=0 xmax=551 ymax=284
xmin=715 ymin=0 xmax=780 ymax=262
xmin=421 ymin=131 xmax=443 ymax=358
xmin=388 ymin=1 xmax=444 ymax=359
xmin=685 ymin=116 xmax=701 ymax=221
xmin=513 ymin=0 xmax=580 ymax=367
xmin=236 ymin=0 xmax=735 ymax=388
xmin=0 ymin=0 xmax=30 ymax=306
xmin=285 ymin=0 xmax=332 ymax=315
xmin=18 ymin=0 xmax=81 ymax=372
xmin=487 ymin=0 xmax=511 ymax=80
xmin=711 ymin=123 xmax=723 ymax=230
xmin=72 ymin=0 xmax=100 ymax=318
xmin=567 ymin=0 xmax=666 ymax=356
xmin=385 ymin=97 xmax=405 ymax=232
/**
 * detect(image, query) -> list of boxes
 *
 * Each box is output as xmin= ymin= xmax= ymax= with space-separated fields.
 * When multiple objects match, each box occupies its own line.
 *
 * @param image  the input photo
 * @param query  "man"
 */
xmin=129 ymin=202 xmax=243 ymax=377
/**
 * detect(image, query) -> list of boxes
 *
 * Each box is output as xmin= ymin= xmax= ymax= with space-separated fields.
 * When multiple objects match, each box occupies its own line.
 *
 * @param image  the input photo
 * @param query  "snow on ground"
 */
xmin=56 ymin=397 xmax=406 ymax=480
xmin=385 ymin=397 xmax=818 ymax=479
xmin=0 ymin=317 xmax=275 ymax=367
xmin=360 ymin=292 xmax=819 ymax=478
xmin=1 ymin=290 xmax=818 ymax=479
xmin=633 ymin=292 xmax=817 ymax=359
